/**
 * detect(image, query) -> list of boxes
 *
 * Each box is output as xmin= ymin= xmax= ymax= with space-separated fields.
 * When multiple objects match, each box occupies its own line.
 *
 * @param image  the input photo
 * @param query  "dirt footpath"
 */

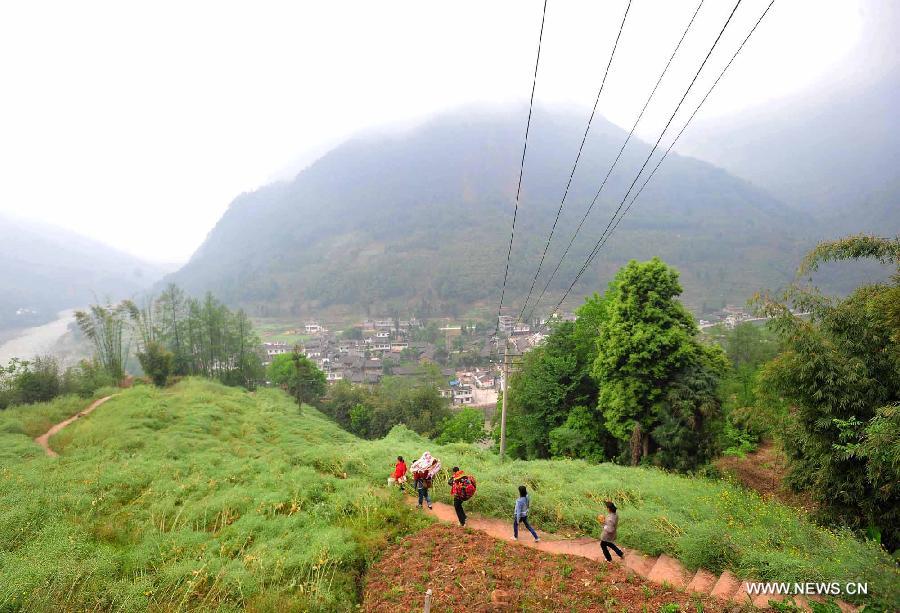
xmin=34 ymin=395 xmax=115 ymax=457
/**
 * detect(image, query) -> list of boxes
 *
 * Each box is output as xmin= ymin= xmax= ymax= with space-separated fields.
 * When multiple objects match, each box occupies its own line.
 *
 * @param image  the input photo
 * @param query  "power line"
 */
xmin=517 ymin=0 xmax=634 ymax=323
xmin=594 ymin=0 xmax=777 ymax=261
xmin=495 ymin=0 xmax=549 ymax=336
xmin=541 ymin=0 xmax=751 ymax=327
xmin=523 ymin=0 xmax=706 ymax=324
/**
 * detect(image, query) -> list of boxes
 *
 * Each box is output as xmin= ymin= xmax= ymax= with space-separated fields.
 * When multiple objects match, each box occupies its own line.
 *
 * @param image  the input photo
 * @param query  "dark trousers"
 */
xmin=453 ymin=498 xmax=467 ymax=525
xmin=417 ymin=487 xmax=431 ymax=507
xmin=514 ymin=516 xmax=538 ymax=539
xmin=601 ymin=540 xmax=623 ymax=561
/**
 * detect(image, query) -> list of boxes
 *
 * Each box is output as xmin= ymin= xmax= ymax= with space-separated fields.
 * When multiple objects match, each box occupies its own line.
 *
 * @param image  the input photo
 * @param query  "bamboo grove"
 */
xmin=76 ymin=284 xmax=263 ymax=388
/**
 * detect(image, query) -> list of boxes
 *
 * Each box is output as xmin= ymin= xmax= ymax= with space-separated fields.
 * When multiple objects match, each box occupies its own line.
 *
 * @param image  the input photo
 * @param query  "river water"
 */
xmin=0 ymin=309 xmax=80 ymax=364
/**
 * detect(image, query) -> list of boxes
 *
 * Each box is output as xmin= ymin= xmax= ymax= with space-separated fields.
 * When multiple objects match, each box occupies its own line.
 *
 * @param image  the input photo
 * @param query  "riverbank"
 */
xmin=0 ymin=308 xmax=81 ymax=365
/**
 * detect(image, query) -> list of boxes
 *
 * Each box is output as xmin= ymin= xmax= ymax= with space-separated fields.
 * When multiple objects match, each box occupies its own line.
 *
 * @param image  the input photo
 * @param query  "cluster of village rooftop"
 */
xmin=698 ymin=304 xmax=763 ymax=330
xmin=258 ymin=304 xmax=759 ymax=397
xmin=260 ymin=317 xmax=515 ymax=406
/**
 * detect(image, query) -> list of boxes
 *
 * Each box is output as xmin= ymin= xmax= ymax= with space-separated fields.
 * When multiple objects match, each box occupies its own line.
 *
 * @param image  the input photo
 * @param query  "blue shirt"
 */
xmin=514 ymin=494 xmax=531 ymax=520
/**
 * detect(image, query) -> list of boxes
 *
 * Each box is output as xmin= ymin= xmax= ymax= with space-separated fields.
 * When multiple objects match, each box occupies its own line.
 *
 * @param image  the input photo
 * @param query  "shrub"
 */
xmin=62 ymin=359 xmax=115 ymax=398
xmin=0 ymin=356 xmax=61 ymax=408
xmin=136 ymin=341 xmax=173 ymax=387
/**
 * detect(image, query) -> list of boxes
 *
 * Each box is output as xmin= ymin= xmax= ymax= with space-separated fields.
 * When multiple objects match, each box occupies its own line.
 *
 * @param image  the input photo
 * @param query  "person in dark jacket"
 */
xmin=598 ymin=500 xmax=624 ymax=562
xmin=448 ymin=466 xmax=467 ymax=526
xmin=513 ymin=485 xmax=539 ymax=542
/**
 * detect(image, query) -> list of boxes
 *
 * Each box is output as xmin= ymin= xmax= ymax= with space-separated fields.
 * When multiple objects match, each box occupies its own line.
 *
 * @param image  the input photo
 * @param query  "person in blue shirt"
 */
xmin=513 ymin=485 xmax=539 ymax=542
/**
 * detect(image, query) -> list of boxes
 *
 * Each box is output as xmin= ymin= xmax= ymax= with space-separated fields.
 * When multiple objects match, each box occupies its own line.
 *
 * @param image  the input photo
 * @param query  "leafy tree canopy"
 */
xmin=757 ymin=234 xmax=900 ymax=550
xmin=436 ymin=408 xmax=485 ymax=444
xmin=267 ymin=352 xmax=327 ymax=408
xmin=592 ymin=258 xmax=725 ymax=470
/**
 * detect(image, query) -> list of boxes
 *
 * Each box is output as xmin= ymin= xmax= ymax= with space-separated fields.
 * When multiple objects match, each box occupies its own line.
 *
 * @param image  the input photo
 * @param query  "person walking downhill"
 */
xmin=599 ymin=501 xmax=624 ymax=562
xmin=448 ymin=466 xmax=476 ymax=526
xmin=512 ymin=485 xmax=539 ymax=542
xmin=414 ymin=472 xmax=433 ymax=510
xmin=410 ymin=451 xmax=441 ymax=510
xmin=387 ymin=456 xmax=407 ymax=491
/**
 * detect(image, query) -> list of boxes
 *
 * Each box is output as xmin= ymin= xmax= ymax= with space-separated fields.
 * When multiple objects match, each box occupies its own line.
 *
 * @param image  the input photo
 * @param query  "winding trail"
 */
xmin=34 ymin=395 xmax=115 ymax=457
xmin=405 ymin=497 xmax=857 ymax=612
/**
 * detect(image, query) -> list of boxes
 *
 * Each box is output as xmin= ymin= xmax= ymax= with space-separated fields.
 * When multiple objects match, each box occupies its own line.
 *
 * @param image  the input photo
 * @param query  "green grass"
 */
xmin=358 ymin=438 xmax=898 ymax=609
xmin=0 ymin=387 xmax=119 ymax=463
xmin=0 ymin=381 xmax=428 ymax=611
xmin=0 ymin=379 xmax=896 ymax=610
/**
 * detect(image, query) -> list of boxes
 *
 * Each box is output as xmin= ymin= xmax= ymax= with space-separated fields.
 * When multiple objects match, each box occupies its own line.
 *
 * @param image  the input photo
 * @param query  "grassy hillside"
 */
xmin=0 ymin=381 xmax=427 ymax=611
xmin=0 ymin=380 xmax=896 ymax=610
xmin=164 ymin=107 xmax=871 ymax=319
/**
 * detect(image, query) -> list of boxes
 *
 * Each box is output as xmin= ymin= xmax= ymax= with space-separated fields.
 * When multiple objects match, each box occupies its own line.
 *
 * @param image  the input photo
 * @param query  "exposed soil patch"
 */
xmin=363 ymin=523 xmax=732 ymax=612
xmin=715 ymin=441 xmax=815 ymax=511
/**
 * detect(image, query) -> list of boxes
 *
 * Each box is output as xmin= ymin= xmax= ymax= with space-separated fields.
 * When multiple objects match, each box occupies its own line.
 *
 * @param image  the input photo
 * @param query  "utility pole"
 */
xmin=499 ymin=341 xmax=509 ymax=461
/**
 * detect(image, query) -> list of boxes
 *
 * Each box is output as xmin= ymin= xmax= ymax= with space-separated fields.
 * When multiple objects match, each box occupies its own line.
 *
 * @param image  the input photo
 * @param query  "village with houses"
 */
xmin=258 ymin=304 xmax=765 ymax=414
xmin=260 ymin=317 xmax=505 ymax=409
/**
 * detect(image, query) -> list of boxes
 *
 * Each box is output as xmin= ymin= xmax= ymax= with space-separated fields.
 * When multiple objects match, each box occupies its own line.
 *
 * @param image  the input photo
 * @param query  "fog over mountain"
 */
xmin=0 ymin=214 xmax=169 ymax=331
xmin=678 ymin=0 xmax=899 ymax=233
xmin=165 ymin=106 xmax=879 ymax=320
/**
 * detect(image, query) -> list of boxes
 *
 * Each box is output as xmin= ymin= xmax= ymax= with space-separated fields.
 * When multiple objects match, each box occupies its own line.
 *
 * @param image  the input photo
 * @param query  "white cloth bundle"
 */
xmin=410 ymin=451 xmax=441 ymax=478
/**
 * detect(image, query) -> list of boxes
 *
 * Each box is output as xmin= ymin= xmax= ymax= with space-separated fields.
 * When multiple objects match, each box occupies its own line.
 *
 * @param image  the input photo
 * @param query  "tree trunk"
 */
xmin=630 ymin=424 xmax=642 ymax=466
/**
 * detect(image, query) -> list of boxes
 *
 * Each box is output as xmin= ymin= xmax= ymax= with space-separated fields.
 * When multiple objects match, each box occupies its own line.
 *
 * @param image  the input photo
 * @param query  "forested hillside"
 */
xmin=165 ymin=107 xmax=866 ymax=319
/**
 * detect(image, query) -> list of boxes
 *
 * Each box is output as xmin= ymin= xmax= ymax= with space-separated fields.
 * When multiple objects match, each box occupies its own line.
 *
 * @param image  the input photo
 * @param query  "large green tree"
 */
xmin=321 ymin=375 xmax=450 ymax=440
xmin=436 ymin=408 xmax=485 ymax=444
xmin=712 ymin=323 xmax=784 ymax=454
xmin=371 ymin=377 xmax=449 ymax=438
xmin=502 ymin=292 xmax=612 ymax=460
xmin=322 ymin=380 xmax=372 ymax=430
xmin=268 ymin=352 xmax=326 ymax=409
xmin=758 ymin=234 xmax=900 ymax=550
xmin=592 ymin=258 xmax=725 ymax=468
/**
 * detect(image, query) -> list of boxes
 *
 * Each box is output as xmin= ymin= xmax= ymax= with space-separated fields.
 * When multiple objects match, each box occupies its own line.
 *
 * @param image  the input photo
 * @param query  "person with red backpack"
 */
xmin=448 ymin=466 xmax=476 ymax=526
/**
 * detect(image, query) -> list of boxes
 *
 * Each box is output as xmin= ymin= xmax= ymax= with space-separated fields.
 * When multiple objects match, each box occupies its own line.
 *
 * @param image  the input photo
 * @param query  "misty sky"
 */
xmin=0 ymin=0 xmax=881 ymax=263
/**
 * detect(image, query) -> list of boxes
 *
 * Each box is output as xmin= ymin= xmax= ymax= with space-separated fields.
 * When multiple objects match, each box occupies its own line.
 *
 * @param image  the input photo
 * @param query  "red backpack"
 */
xmin=451 ymin=473 xmax=477 ymax=501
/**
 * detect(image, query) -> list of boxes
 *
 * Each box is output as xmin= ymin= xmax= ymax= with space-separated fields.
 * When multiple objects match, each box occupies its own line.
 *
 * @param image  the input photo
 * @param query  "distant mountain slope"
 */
xmin=677 ymin=68 xmax=899 ymax=229
xmin=166 ymin=107 xmax=856 ymax=319
xmin=0 ymin=215 xmax=168 ymax=330
xmin=677 ymin=0 xmax=899 ymax=235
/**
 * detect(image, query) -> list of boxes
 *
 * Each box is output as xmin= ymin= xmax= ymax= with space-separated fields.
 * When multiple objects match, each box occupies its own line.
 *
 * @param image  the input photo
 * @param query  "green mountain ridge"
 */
xmin=165 ymin=107 xmax=880 ymax=319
